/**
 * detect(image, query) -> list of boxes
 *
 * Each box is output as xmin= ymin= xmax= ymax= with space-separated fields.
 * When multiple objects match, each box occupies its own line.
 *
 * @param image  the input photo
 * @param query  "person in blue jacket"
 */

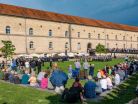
xmin=84 ymin=76 xmax=97 ymax=98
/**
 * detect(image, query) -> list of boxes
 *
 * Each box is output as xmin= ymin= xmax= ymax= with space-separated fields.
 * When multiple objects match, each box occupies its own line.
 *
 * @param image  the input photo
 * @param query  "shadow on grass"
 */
xmin=99 ymin=73 xmax=138 ymax=104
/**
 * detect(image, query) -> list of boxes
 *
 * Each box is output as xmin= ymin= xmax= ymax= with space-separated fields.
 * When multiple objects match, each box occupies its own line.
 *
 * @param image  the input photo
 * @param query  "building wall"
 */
xmin=0 ymin=15 xmax=138 ymax=54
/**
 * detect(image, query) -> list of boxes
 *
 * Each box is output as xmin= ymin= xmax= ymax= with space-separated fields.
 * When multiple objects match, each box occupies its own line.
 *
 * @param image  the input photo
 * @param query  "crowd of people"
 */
xmin=0 ymin=57 xmax=138 ymax=103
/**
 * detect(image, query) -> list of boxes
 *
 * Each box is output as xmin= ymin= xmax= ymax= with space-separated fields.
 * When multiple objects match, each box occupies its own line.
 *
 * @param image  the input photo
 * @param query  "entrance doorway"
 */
xmin=87 ymin=43 xmax=94 ymax=55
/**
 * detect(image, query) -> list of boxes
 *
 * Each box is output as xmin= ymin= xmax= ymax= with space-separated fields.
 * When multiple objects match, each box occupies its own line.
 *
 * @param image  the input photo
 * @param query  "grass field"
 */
xmin=1 ymin=58 xmax=137 ymax=104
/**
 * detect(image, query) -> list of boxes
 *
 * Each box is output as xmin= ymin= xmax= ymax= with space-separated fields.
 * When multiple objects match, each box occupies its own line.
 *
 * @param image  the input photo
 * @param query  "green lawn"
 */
xmin=1 ymin=58 xmax=137 ymax=104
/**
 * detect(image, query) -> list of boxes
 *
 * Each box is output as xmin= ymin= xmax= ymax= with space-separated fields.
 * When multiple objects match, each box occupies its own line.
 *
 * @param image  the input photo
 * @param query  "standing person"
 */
xmin=89 ymin=64 xmax=95 ymax=77
xmin=37 ymin=59 xmax=42 ymax=74
xmin=83 ymin=60 xmax=89 ymax=79
xmin=68 ymin=65 xmax=72 ymax=79
xmin=74 ymin=60 xmax=81 ymax=73
xmin=25 ymin=60 xmax=30 ymax=70
xmin=11 ymin=59 xmax=17 ymax=71
xmin=49 ymin=58 xmax=53 ymax=69
xmin=30 ymin=60 xmax=36 ymax=74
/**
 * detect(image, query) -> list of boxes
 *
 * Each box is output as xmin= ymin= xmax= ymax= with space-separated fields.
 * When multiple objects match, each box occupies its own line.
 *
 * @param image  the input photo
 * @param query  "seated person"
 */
xmin=114 ymin=73 xmax=120 ymax=85
xmin=95 ymin=77 xmax=102 ymax=95
xmin=84 ymin=76 xmax=97 ymax=98
xmin=100 ymin=75 xmax=107 ymax=92
xmin=28 ymin=72 xmax=38 ymax=87
xmin=21 ymin=70 xmax=29 ymax=84
xmin=37 ymin=70 xmax=45 ymax=84
xmin=62 ymin=77 xmax=84 ymax=103
xmin=9 ymin=71 xmax=14 ymax=83
xmin=40 ymin=74 xmax=48 ymax=89
xmin=14 ymin=72 xmax=20 ymax=84
xmin=106 ymin=75 xmax=113 ymax=90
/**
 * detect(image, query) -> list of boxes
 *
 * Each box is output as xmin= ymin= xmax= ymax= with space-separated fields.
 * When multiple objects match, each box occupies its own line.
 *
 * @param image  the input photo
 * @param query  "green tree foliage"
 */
xmin=0 ymin=40 xmax=16 ymax=60
xmin=95 ymin=43 xmax=106 ymax=54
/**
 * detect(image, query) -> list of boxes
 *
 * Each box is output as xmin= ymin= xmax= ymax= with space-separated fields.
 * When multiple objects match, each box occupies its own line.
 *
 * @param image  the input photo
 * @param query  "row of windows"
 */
xmin=29 ymin=42 xmax=69 ymax=49
xmin=5 ymin=26 xmax=69 ymax=37
xmin=29 ymin=41 xmax=138 ymax=50
xmin=5 ymin=26 xmax=138 ymax=41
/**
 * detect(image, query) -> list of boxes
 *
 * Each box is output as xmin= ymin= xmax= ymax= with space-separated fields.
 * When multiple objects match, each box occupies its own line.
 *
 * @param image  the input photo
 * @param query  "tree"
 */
xmin=0 ymin=40 xmax=16 ymax=62
xmin=95 ymin=43 xmax=106 ymax=54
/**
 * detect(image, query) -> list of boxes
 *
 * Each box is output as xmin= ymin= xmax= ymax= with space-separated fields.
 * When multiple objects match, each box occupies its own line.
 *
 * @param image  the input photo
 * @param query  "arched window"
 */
xmin=65 ymin=31 xmax=68 ymax=37
xmin=65 ymin=42 xmax=68 ymax=48
xmin=130 ymin=36 xmax=132 ymax=41
xmin=78 ymin=32 xmax=80 ymax=38
xmin=49 ymin=42 xmax=53 ymax=49
xmin=77 ymin=42 xmax=81 ymax=50
xmin=6 ymin=26 xmax=11 ymax=34
xmin=29 ymin=41 xmax=34 ymax=49
xmin=49 ymin=30 xmax=52 ymax=36
xmin=29 ymin=28 xmax=33 ymax=35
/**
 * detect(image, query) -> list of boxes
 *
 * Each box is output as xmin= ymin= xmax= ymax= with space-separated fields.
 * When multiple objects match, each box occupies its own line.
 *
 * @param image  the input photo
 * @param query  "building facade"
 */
xmin=0 ymin=4 xmax=138 ymax=55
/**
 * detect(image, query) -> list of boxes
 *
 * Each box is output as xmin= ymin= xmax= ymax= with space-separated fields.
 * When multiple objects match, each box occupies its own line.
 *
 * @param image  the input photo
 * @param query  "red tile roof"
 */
xmin=0 ymin=3 xmax=138 ymax=32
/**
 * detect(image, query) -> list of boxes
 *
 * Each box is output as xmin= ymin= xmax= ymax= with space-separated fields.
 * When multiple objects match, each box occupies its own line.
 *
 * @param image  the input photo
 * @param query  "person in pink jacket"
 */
xmin=40 ymin=74 xmax=48 ymax=89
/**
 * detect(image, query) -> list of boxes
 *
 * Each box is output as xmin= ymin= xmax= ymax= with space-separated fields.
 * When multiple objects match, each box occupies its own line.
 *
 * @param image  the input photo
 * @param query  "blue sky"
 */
xmin=0 ymin=0 xmax=138 ymax=26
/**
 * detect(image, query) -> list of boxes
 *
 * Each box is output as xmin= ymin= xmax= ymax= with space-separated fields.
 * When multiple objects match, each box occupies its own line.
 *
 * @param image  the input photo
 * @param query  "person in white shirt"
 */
xmin=83 ymin=60 xmax=89 ymax=78
xmin=115 ymin=73 xmax=120 ymax=85
xmin=97 ymin=70 xmax=102 ymax=79
xmin=106 ymin=75 xmax=113 ymax=90
xmin=25 ymin=61 xmax=30 ymax=69
xmin=74 ymin=60 xmax=81 ymax=72
xmin=100 ymin=76 xmax=107 ymax=92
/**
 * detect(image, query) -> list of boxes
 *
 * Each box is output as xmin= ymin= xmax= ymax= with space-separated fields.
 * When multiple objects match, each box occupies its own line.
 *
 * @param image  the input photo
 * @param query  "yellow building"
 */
xmin=0 ymin=3 xmax=138 ymax=55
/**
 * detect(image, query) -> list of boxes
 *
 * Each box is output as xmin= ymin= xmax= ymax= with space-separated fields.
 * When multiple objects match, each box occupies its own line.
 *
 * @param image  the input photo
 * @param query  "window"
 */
xmin=78 ymin=32 xmax=80 ymax=38
xmin=29 ymin=28 xmax=33 ymax=35
xmin=6 ymin=26 xmax=10 ymax=34
xmin=98 ymin=34 xmax=100 ymax=39
xmin=77 ymin=42 xmax=81 ymax=50
xmin=106 ymin=35 xmax=109 ymax=40
xmin=88 ymin=33 xmax=91 ymax=38
xmin=130 ymin=36 xmax=132 ymax=41
xmin=123 ymin=36 xmax=125 ymax=40
xmin=29 ymin=41 xmax=34 ymax=49
xmin=115 ymin=35 xmax=118 ymax=40
xmin=65 ymin=31 xmax=68 ymax=37
xmin=49 ymin=30 xmax=52 ymax=36
xmin=65 ymin=42 xmax=68 ymax=49
xmin=49 ymin=42 xmax=53 ymax=49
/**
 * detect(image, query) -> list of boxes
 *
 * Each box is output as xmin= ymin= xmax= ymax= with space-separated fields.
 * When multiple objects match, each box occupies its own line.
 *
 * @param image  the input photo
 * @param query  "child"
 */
xmin=40 ymin=74 xmax=48 ymax=89
xmin=28 ymin=72 xmax=38 ymax=87
xmin=68 ymin=65 xmax=72 ymax=79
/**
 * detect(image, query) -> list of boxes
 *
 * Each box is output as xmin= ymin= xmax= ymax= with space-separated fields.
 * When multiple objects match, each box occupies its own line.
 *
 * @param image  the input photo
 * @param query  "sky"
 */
xmin=0 ymin=0 xmax=138 ymax=26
